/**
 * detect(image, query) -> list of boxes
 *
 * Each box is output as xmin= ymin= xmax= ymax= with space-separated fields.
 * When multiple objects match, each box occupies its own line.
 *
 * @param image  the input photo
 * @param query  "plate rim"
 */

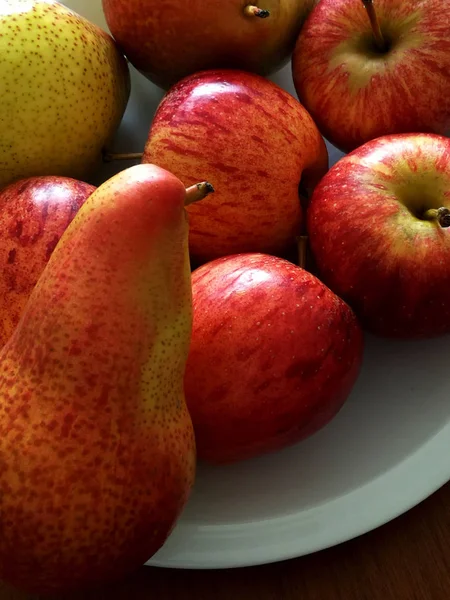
xmin=148 ymin=418 xmax=450 ymax=569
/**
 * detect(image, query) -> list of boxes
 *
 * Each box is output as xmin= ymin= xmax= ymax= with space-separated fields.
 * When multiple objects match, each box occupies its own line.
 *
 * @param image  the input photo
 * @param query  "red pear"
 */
xmin=0 ymin=165 xmax=212 ymax=594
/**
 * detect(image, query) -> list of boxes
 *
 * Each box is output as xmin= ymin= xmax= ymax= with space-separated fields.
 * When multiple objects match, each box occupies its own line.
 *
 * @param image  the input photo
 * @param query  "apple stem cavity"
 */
xmin=185 ymin=182 xmax=215 ymax=206
xmin=244 ymin=5 xmax=270 ymax=18
xmin=361 ymin=0 xmax=387 ymax=52
xmin=423 ymin=207 xmax=450 ymax=228
xmin=297 ymin=235 xmax=308 ymax=269
xmin=103 ymin=151 xmax=144 ymax=162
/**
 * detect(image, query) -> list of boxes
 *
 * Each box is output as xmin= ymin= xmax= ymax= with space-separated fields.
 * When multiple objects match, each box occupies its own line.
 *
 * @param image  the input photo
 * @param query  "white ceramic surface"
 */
xmin=63 ymin=0 xmax=450 ymax=569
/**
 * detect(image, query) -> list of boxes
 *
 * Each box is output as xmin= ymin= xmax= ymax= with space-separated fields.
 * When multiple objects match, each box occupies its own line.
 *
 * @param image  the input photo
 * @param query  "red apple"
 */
xmin=292 ymin=0 xmax=450 ymax=153
xmin=102 ymin=0 xmax=316 ymax=89
xmin=143 ymin=70 xmax=328 ymax=265
xmin=185 ymin=253 xmax=363 ymax=464
xmin=0 ymin=176 xmax=95 ymax=347
xmin=308 ymin=133 xmax=450 ymax=338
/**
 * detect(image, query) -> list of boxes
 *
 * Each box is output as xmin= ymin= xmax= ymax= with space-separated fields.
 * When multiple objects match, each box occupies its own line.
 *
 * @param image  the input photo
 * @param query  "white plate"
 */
xmin=64 ymin=0 xmax=450 ymax=570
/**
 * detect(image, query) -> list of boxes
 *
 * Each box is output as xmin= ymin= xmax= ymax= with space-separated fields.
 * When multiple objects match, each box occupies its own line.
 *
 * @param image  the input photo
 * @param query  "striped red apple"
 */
xmin=143 ymin=70 xmax=328 ymax=265
xmin=102 ymin=0 xmax=317 ymax=89
xmin=0 ymin=176 xmax=95 ymax=348
xmin=185 ymin=253 xmax=363 ymax=464
xmin=308 ymin=133 xmax=450 ymax=338
xmin=293 ymin=0 xmax=450 ymax=152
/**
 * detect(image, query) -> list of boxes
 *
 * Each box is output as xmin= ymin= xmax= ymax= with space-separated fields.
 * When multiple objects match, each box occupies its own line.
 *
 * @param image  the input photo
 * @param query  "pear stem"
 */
xmin=297 ymin=236 xmax=308 ymax=269
xmin=103 ymin=152 xmax=143 ymax=163
xmin=185 ymin=182 xmax=215 ymax=206
xmin=244 ymin=5 xmax=270 ymax=18
xmin=423 ymin=207 xmax=450 ymax=228
xmin=361 ymin=0 xmax=386 ymax=52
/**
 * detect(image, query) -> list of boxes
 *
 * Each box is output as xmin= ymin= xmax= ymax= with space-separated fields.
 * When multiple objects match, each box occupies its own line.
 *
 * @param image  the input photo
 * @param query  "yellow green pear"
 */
xmin=0 ymin=164 xmax=214 ymax=594
xmin=0 ymin=0 xmax=130 ymax=189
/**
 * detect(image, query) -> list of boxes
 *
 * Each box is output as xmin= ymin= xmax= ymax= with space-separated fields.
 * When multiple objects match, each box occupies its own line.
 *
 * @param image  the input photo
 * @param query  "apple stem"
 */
xmin=103 ymin=151 xmax=144 ymax=162
xmin=185 ymin=182 xmax=215 ymax=206
xmin=296 ymin=236 xmax=308 ymax=269
xmin=361 ymin=0 xmax=387 ymax=52
xmin=244 ymin=5 xmax=270 ymax=18
xmin=423 ymin=207 xmax=450 ymax=228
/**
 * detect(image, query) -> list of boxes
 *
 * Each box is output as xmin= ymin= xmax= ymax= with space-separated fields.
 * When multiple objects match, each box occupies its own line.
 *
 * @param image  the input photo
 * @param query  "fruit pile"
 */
xmin=0 ymin=0 xmax=449 ymax=595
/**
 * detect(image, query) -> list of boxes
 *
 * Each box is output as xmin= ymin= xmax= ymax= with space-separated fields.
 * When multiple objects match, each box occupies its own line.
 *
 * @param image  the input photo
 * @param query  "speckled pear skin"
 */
xmin=0 ymin=164 xmax=196 ymax=595
xmin=0 ymin=0 xmax=130 ymax=190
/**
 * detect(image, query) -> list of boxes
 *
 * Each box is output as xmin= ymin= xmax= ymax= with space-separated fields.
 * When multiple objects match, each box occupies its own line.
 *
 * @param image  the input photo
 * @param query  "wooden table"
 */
xmin=1 ymin=482 xmax=449 ymax=600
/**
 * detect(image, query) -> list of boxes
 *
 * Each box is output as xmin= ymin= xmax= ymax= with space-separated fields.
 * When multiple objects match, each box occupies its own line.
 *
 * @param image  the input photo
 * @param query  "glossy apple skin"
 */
xmin=184 ymin=253 xmax=363 ymax=464
xmin=308 ymin=133 xmax=450 ymax=338
xmin=292 ymin=0 xmax=450 ymax=153
xmin=102 ymin=0 xmax=316 ymax=89
xmin=0 ymin=176 xmax=95 ymax=348
xmin=143 ymin=70 xmax=328 ymax=265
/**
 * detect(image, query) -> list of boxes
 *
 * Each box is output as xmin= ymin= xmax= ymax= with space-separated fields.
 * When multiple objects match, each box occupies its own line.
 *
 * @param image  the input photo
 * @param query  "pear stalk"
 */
xmin=185 ymin=182 xmax=215 ymax=205
xmin=103 ymin=151 xmax=143 ymax=162
xmin=361 ymin=0 xmax=386 ymax=52
xmin=423 ymin=207 xmax=450 ymax=228
xmin=244 ymin=5 xmax=270 ymax=18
